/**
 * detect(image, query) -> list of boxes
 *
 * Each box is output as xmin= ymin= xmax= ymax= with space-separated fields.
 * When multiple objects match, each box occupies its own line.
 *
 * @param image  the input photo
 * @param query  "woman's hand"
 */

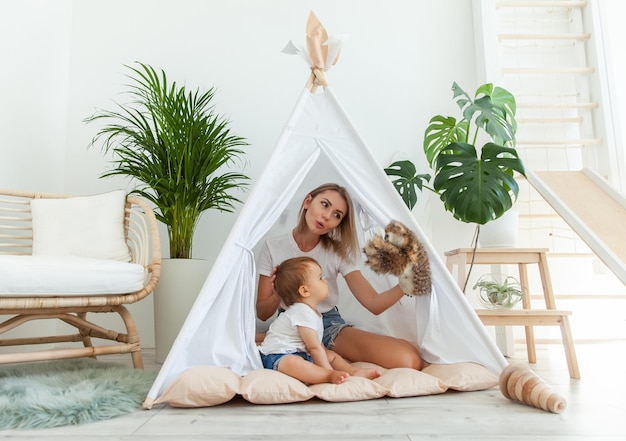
xmin=256 ymin=266 xmax=281 ymax=321
xmin=269 ymin=265 xmax=278 ymax=291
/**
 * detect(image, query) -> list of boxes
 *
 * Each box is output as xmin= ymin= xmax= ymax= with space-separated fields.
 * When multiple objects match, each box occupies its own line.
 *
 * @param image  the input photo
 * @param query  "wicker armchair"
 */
xmin=0 ymin=189 xmax=161 ymax=368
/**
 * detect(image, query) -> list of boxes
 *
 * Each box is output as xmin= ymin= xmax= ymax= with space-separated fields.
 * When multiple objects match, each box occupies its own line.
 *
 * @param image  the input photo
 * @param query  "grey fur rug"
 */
xmin=0 ymin=358 xmax=157 ymax=430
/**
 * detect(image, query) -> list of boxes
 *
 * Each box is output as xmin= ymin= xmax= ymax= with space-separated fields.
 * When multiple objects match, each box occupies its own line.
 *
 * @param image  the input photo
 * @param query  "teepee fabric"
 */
xmin=145 ymin=13 xmax=507 ymax=404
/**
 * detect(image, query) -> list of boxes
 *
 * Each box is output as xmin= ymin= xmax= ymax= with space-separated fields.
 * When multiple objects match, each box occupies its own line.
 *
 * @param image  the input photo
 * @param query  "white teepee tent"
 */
xmin=145 ymin=12 xmax=507 ymax=405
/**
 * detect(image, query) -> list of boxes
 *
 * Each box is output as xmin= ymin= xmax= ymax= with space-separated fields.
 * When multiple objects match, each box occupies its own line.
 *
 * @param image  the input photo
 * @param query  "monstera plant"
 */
xmin=386 ymin=81 xmax=526 ymax=225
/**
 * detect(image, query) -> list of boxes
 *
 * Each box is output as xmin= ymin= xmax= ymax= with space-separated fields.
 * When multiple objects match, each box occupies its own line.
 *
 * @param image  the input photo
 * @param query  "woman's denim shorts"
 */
xmin=322 ymin=306 xmax=352 ymax=349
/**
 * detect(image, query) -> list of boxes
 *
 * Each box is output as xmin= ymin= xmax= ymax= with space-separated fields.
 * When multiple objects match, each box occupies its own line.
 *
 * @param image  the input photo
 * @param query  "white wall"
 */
xmin=0 ymin=0 xmax=479 ymax=348
xmin=0 ymin=0 xmax=72 ymax=191
xmin=596 ymin=0 xmax=626 ymax=192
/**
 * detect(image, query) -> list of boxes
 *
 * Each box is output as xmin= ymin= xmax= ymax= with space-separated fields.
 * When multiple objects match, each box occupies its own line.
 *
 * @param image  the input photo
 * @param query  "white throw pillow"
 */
xmin=30 ymin=190 xmax=131 ymax=262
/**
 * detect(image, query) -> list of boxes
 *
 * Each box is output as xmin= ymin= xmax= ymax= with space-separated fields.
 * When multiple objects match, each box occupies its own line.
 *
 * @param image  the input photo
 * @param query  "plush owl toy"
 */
xmin=363 ymin=220 xmax=431 ymax=297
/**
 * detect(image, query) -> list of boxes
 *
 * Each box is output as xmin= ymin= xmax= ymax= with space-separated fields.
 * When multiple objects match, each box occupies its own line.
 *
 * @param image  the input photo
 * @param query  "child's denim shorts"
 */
xmin=322 ymin=306 xmax=352 ymax=349
xmin=260 ymin=351 xmax=312 ymax=370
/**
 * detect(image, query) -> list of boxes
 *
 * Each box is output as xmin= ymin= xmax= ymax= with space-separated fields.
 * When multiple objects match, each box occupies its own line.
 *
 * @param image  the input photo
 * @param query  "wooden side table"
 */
xmin=445 ymin=247 xmax=580 ymax=379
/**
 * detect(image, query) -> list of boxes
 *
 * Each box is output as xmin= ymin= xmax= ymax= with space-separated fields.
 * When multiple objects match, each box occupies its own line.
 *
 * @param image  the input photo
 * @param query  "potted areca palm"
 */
xmin=86 ymin=62 xmax=249 ymax=361
xmin=86 ymin=62 xmax=249 ymax=259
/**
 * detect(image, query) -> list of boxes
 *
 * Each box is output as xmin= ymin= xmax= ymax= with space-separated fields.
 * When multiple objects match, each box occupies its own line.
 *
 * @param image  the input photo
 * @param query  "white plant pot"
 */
xmin=479 ymin=210 xmax=519 ymax=248
xmin=153 ymin=258 xmax=210 ymax=363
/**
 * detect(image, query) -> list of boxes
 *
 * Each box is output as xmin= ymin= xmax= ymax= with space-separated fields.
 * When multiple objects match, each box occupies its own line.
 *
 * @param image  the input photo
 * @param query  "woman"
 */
xmin=256 ymin=183 xmax=423 ymax=370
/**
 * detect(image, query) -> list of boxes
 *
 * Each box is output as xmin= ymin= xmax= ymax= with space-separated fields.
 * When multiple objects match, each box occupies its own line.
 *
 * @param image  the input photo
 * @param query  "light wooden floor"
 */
xmin=2 ymin=341 xmax=625 ymax=440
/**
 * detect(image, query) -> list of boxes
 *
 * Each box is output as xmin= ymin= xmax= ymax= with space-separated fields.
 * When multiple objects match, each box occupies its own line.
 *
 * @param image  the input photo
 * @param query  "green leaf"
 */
xmin=423 ymin=116 xmax=469 ymax=168
xmin=384 ymin=160 xmax=431 ymax=210
xmin=451 ymin=82 xmax=473 ymax=111
xmin=464 ymin=84 xmax=517 ymax=146
xmin=432 ymin=142 xmax=525 ymax=225
xmin=488 ymin=85 xmax=517 ymax=142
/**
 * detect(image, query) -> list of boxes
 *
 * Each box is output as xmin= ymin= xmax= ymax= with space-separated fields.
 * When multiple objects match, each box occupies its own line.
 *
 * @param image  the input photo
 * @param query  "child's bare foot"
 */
xmin=351 ymin=368 xmax=382 ymax=380
xmin=329 ymin=370 xmax=350 ymax=384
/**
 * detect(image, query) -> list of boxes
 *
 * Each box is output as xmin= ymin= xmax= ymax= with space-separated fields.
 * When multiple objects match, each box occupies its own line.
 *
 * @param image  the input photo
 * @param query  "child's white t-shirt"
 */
xmin=258 ymin=302 xmax=323 ymax=355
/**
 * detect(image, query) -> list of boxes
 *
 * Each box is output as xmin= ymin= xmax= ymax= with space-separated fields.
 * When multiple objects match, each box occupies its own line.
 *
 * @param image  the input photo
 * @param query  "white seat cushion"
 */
xmin=0 ymin=255 xmax=145 ymax=296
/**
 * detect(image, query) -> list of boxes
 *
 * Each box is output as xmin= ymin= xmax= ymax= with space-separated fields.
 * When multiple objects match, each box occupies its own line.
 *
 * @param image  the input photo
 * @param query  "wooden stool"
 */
xmin=445 ymin=247 xmax=580 ymax=379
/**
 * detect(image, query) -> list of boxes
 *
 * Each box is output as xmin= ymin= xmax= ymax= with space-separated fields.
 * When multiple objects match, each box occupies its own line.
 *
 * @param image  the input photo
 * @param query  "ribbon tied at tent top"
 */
xmin=282 ymin=11 xmax=348 ymax=93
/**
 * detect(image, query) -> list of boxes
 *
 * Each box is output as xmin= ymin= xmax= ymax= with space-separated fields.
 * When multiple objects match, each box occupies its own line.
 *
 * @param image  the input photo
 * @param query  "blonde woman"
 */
xmin=256 ymin=183 xmax=423 ymax=370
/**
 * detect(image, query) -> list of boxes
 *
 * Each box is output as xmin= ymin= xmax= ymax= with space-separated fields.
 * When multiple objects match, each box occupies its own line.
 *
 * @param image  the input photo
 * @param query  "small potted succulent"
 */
xmin=473 ymin=274 xmax=525 ymax=309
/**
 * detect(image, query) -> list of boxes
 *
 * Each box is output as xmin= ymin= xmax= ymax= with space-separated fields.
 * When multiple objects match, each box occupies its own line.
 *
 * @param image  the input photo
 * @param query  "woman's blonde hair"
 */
xmin=274 ymin=257 xmax=319 ymax=306
xmin=294 ymin=183 xmax=359 ymax=261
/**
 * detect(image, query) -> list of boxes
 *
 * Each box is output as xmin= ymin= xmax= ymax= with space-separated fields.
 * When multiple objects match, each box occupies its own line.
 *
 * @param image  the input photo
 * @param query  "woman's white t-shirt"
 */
xmin=258 ymin=302 xmax=323 ymax=355
xmin=257 ymin=233 xmax=359 ymax=314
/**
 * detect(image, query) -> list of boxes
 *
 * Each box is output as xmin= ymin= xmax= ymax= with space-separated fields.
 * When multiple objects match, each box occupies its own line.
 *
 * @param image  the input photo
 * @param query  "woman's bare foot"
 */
xmin=350 ymin=368 xmax=382 ymax=380
xmin=328 ymin=370 xmax=350 ymax=384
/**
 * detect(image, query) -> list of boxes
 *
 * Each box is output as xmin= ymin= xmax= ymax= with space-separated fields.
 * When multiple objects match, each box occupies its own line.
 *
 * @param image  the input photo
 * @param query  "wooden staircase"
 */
xmin=474 ymin=0 xmax=626 ymax=345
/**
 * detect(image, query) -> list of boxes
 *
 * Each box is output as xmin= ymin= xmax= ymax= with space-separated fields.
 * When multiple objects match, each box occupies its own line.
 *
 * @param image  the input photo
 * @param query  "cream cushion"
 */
xmin=346 ymin=361 xmax=449 ymax=397
xmin=309 ymin=376 xmax=388 ymax=402
xmin=153 ymin=366 xmax=240 ymax=408
xmin=374 ymin=367 xmax=448 ymax=397
xmin=150 ymin=362 xmax=498 ymax=408
xmin=240 ymin=369 xmax=315 ymax=404
xmin=422 ymin=362 xmax=499 ymax=391
xmin=0 ymin=255 xmax=145 ymax=295
xmin=30 ymin=190 xmax=131 ymax=262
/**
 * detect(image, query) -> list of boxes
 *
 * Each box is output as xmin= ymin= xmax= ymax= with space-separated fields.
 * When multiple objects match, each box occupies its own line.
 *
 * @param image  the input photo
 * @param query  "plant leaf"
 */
xmin=384 ymin=160 xmax=431 ymax=210
xmin=457 ymin=83 xmax=517 ymax=146
xmin=432 ymin=142 xmax=525 ymax=224
xmin=423 ymin=116 xmax=468 ymax=168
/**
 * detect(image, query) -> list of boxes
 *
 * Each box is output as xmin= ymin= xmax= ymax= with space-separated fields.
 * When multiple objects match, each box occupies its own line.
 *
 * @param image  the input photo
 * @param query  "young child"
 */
xmin=258 ymin=256 xmax=381 ymax=385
